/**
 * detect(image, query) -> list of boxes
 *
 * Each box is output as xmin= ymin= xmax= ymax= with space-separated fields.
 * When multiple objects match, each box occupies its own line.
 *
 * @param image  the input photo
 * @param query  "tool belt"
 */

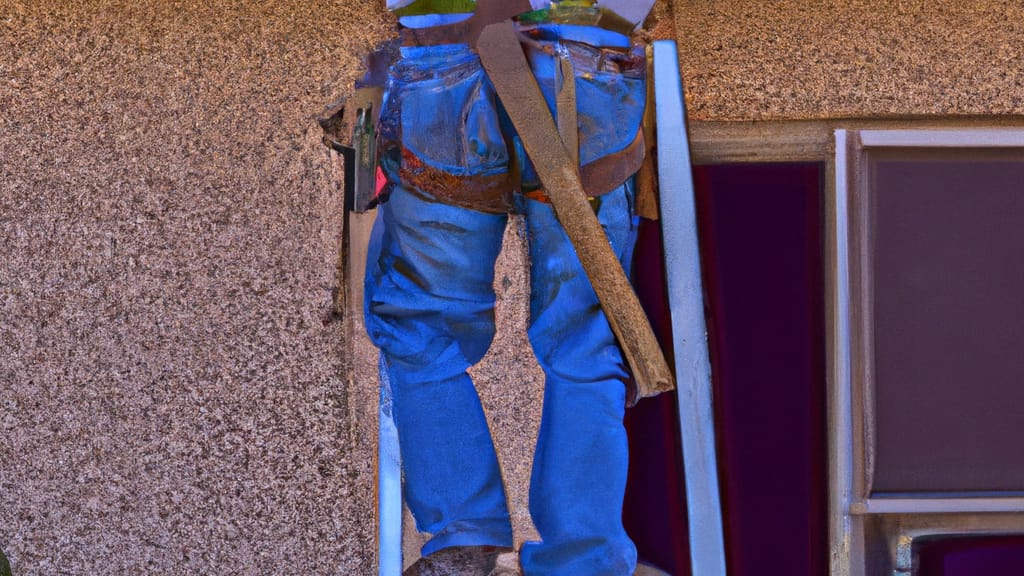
xmin=362 ymin=0 xmax=673 ymax=400
xmin=375 ymin=6 xmax=648 ymax=214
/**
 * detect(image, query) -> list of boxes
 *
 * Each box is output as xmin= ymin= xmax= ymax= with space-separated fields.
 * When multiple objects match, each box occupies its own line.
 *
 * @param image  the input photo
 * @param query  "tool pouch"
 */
xmin=376 ymin=31 xmax=647 ymax=214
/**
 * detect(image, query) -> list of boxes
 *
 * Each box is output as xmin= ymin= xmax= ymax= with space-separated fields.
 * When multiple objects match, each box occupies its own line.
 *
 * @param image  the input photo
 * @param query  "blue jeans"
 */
xmin=366 ymin=184 xmax=638 ymax=575
xmin=365 ymin=31 xmax=642 ymax=576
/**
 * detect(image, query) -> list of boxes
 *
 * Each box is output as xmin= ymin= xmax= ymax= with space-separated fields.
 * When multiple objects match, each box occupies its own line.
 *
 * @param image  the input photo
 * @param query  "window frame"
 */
xmin=832 ymin=128 xmax=1024 ymax=576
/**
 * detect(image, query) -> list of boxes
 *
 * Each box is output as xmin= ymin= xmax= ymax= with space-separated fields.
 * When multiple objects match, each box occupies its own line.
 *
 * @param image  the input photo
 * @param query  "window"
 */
xmin=832 ymin=129 xmax=1024 ymax=576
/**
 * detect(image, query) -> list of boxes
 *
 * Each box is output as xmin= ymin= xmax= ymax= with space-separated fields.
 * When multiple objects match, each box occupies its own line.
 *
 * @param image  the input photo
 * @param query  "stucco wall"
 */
xmin=0 ymin=1 xmax=393 ymax=573
xmin=3 ymin=0 xmax=1023 ymax=574
xmin=675 ymin=0 xmax=1024 ymax=121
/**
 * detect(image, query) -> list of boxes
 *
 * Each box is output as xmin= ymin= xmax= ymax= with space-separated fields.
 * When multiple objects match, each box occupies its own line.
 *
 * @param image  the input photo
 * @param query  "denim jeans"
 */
xmin=364 ymin=28 xmax=643 ymax=575
xmin=365 ymin=183 xmax=638 ymax=575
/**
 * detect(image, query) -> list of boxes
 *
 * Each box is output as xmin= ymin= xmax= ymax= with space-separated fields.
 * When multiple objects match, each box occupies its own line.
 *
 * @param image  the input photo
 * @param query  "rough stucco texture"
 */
xmin=5 ymin=0 xmax=1021 ymax=573
xmin=674 ymin=0 xmax=1024 ymax=120
xmin=0 ymin=1 xmax=395 ymax=573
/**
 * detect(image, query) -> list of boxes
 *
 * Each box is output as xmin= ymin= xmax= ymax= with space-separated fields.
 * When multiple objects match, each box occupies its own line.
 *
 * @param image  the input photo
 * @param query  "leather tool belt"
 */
xmin=374 ymin=3 xmax=647 ymax=214
xmin=368 ymin=0 xmax=674 ymax=400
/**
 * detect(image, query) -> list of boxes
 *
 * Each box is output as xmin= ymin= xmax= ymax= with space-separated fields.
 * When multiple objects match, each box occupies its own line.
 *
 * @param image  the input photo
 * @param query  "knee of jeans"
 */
xmin=533 ymin=349 xmax=630 ymax=391
xmin=528 ymin=307 xmax=628 ymax=383
xmin=368 ymin=305 xmax=497 ymax=374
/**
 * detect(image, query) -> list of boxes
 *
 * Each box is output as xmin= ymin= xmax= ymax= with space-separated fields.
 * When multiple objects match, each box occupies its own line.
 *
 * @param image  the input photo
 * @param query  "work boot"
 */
xmin=403 ymin=545 xmax=513 ymax=576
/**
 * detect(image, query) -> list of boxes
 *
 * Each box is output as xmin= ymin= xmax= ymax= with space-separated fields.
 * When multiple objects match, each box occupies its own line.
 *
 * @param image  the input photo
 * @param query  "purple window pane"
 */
xmin=871 ymin=149 xmax=1024 ymax=495
xmin=916 ymin=535 xmax=1024 ymax=576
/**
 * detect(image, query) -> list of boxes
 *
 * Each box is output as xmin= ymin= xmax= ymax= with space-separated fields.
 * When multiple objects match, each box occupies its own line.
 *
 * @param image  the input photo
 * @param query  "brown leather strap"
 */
xmin=634 ymin=43 xmax=660 ymax=220
xmin=527 ymin=129 xmax=645 ymax=204
xmin=580 ymin=129 xmax=645 ymax=197
xmin=477 ymin=20 xmax=674 ymax=402
xmin=556 ymin=55 xmax=579 ymax=167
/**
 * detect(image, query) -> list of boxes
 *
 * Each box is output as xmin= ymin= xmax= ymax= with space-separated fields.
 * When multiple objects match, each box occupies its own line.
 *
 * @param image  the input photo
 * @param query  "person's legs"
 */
xmin=519 ymin=182 xmax=639 ymax=575
xmin=365 ymin=186 xmax=513 ymax=556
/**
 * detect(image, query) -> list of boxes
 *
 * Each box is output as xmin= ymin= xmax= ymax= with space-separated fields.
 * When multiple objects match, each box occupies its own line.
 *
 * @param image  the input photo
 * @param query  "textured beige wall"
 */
xmin=675 ymin=0 xmax=1024 ymax=120
xmin=0 ymin=1 xmax=393 ymax=573
xmin=3 ymin=0 xmax=1023 ymax=574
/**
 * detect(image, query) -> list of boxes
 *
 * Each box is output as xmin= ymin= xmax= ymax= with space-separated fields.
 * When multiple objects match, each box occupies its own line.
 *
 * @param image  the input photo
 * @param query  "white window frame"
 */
xmin=831 ymin=128 xmax=1024 ymax=576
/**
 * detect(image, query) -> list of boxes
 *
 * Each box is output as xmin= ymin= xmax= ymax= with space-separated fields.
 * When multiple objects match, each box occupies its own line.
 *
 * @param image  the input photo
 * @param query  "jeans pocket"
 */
xmin=575 ymin=69 xmax=645 ymax=166
xmin=398 ymin=69 xmax=508 ymax=177
xmin=387 ymin=51 xmax=514 ymax=212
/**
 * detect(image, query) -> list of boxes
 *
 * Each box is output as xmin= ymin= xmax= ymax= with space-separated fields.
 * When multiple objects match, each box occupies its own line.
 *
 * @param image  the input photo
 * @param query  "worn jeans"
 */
xmin=365 ymin=30 xmax=642 ymax=575
xmin=366 ymin=183 xmax=638 ymax=575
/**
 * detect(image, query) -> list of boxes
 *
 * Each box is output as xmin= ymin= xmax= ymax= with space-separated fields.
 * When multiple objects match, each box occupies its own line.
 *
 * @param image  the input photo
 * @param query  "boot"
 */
xmin=403 ymin=545 xmax=513 ymax=576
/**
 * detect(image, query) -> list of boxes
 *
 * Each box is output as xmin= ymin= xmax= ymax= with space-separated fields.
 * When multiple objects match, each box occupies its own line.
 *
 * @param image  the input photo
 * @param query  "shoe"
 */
xmin=403 ymin=545 xmax=514 ymax=576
